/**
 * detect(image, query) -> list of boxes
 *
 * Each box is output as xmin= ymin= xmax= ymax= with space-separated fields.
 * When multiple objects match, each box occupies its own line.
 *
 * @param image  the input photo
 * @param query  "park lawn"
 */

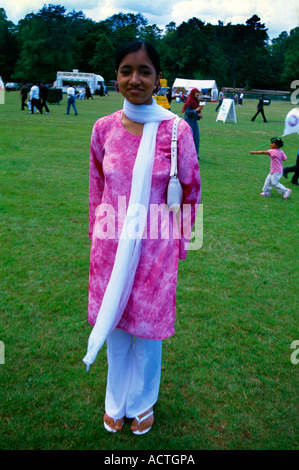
xmin=0 ymin=91 xmax=298 ymax=450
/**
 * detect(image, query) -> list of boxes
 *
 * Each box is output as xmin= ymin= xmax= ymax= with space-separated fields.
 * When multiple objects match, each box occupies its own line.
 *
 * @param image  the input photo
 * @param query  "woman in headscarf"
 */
xmin=182 ymin=88 xmax=203 ymax=159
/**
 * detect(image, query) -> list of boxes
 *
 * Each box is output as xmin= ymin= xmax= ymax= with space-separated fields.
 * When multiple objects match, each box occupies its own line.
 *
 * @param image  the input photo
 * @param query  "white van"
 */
xmin=54 ymin=70 xmax=106 ymax=95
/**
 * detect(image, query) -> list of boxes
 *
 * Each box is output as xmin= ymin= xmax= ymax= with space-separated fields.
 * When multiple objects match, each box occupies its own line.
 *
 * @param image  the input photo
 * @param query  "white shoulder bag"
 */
xmin=167 ymin=116 xmax=183 ymax=212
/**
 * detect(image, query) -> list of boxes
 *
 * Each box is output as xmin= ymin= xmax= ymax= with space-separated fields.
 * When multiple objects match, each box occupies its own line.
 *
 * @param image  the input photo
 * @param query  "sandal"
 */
xmin=131 ymin=410 xmax=154 ymax=435
xmin=103 ymin=413 xmax=125 ymax=433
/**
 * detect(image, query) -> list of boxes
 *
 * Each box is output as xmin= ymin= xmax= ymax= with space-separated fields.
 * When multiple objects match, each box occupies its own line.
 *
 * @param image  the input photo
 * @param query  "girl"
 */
xmin=182 ymin=88 xmax=203 ymax=158
xmin=250 ymin=137 xmax=291 ymax=199
xmin=83 ymin=42 xmax=201 ymax=435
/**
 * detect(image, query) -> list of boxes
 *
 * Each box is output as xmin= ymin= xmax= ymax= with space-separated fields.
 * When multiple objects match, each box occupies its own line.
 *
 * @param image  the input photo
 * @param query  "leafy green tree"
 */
xmin=89 ymin=34 xmax=115 ymax=80
xmin=0 ymin=8 xmax=18 ymax=80
xmin=66 ymin=9 xmax=95 ymax=73
xmin=103 ymin=12 xmax=148 ymax=48
xmin=203 ymin=23 xmax=231 ymax=87
xmin=268 ymin=31 xmax=288 ymax=89
xmin=13 ymin=5 xmax=74 ymax=81
xmin=157 ymin=33 xmax=179 ymax=85
xmin=175 ymin=18 xmax=208 ymax=79
xmin=240 ymin=15 xmax=270 ymax=89
xmin=214 ymin=23 xmax=245 ymax=88
xmin=0 ymin=6 xmax=291 ymax=92
xmin=281 ymin=27 xmax=299 ymax=88
xmin=139 ymin=24 xmax=163 ymax=45
xmin=75 ymin=20 xmax=111 ymax=74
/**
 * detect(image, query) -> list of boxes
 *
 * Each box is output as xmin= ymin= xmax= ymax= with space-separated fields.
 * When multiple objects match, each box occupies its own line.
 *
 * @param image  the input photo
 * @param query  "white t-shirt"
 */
xmin=67 ymin=87 xmax=75 ymax=97
xmin=30 ymin=85 xmax=39 ymax=100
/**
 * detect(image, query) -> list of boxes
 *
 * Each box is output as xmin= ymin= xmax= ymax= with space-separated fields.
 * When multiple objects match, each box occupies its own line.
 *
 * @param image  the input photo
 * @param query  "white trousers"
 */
xmin=105 ymin=328 xmax=162 ymax=420
xmin=263 ymin=172 xmax=287 ymax=195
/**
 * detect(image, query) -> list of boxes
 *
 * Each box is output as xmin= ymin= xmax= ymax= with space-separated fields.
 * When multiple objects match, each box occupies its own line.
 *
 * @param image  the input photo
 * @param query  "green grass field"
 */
xmin=0 ymin=91 xmax=298 ymax=450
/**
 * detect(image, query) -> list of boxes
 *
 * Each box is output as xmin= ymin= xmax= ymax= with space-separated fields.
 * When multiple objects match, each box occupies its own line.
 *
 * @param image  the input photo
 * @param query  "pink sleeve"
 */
xmin=89 ymin=122 xmax=105 ymax=239
xmin=282 ymin=151 xmax=287 ymax=161
xmin=177 ymin=121 xmax=201 ymax=260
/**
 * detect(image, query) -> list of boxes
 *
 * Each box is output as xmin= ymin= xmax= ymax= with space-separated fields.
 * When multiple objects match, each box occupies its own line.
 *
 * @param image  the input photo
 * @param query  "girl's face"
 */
xmin=270 ymin=141 xmax=278 ymax=149
xmin=116 ymin=48 xmax=161 ymax=106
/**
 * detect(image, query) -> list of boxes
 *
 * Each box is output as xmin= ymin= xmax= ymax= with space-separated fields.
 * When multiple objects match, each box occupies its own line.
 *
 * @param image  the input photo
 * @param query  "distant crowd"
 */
xmin=18 ymin=82 xmax=100 ymax=115
xmin=19 ymin=81 xmax=50 ymax=114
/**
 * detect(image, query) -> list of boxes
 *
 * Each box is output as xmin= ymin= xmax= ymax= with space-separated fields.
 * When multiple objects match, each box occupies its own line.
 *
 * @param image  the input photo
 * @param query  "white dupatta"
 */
xmin=83 ymin=98 xmax=176 ymax=370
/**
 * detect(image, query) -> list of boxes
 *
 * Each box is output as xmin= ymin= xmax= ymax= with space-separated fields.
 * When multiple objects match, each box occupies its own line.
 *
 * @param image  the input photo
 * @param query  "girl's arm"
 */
xmin=89 ymin=123 xmax=105 ymax=239
xmin=249 ymin=150 xmax=269 ymax=155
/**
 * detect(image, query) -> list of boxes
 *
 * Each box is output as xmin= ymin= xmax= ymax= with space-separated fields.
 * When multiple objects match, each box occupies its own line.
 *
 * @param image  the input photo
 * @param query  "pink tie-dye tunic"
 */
xmin=88 ymin=110 xmax=201 ymax=340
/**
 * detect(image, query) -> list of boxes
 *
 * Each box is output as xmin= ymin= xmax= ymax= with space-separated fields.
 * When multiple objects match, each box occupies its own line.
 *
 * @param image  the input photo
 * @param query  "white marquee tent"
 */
xmin=172 ymin=78 xmax=218 ymax=101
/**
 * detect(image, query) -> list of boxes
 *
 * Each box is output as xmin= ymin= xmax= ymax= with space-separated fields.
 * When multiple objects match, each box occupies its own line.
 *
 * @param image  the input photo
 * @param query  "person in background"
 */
xmin=29 ymin=82 xmax=43 ymax=114
xmin=66 ymin=83 xmax=78 ymax=115
xmin=215 ymin=88 xmax=225 ymax=111
xmin=85 ymin=84 xmax=93 ymax=100
xmin=250 ymin=137 xmax=291 ymax=199
xmin=182 ymin=88 xmax=203 ymax=159
xmin=19 ymin=83 xmax=28 ymax=110
xmin=251 ymin=94 xmax=267 ymax=122
xmin=40 ymin=82 xmax=50 ymax=114
xmin=166 ymin=87 xmax=172 ymax=107
xmin=99 ymin=83 xmax=104 ymax=96
xmin=283 ymin=148 xmax=299 ymax=185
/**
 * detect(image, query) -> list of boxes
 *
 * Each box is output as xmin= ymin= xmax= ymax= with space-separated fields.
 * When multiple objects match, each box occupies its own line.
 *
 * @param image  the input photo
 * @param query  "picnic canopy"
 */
xmin=172 ymin=78 xmax=218 ymax=101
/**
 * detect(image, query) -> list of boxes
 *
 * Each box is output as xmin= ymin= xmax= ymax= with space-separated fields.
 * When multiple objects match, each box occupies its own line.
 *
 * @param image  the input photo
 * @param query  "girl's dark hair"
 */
xmin=270 ymin=137 xmax=284 ymax=148
xmin=115 ymin=41 xmax=161 ymax=75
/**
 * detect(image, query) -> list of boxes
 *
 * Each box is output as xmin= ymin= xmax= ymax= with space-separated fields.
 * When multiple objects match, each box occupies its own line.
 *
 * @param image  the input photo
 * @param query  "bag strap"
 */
xmin=170 ymin=116 xmax=181 ymax=177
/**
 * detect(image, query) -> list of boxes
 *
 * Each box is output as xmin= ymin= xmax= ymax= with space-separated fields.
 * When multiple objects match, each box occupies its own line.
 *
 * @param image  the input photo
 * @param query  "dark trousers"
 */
xmin=21 ymin=96 xmax=28 ymax=110
xmin=41 ymin=99 xmax=50 ymax=113
xmin=252 ymin=109 xmax=267 ymax=122
xmin=284 ymin=155 xmax=299 ymax=184
xmin=215 ymin=99 xmax=223 ymax=111
xmin=31 ymin=98 xmax=43 ymax=114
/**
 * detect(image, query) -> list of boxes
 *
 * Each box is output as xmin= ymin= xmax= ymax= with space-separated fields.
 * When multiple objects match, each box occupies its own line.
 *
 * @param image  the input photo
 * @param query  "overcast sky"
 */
xmin=2 ymin=0 xmax=299 ymax=39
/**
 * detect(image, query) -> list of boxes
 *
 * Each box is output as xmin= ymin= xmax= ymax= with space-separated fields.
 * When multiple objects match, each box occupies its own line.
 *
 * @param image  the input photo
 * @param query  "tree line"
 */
xmin=0 ymin=4 xmax=298 ymax=90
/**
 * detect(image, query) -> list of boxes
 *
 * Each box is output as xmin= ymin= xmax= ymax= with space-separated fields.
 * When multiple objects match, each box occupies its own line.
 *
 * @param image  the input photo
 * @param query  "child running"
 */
xmin=250 ymin=137 xmax=292 ymax=199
